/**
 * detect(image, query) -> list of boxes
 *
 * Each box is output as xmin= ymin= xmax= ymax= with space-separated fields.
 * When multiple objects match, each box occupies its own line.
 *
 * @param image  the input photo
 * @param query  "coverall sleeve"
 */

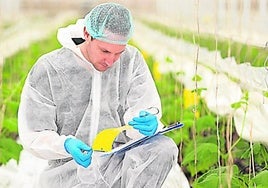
xmin=18 ymin=58 xmax=72 ymax=160
xmin=123 ymin=50 xmax=164 ymax=139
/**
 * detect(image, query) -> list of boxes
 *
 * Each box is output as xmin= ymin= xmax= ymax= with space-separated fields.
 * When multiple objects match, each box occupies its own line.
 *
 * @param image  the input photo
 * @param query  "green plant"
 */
xmin=143 ymin=53 xmax=268 ymax=187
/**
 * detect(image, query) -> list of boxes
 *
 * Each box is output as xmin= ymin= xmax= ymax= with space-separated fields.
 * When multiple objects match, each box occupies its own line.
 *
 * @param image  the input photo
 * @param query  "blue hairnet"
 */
xmin=84 ymin=3 xmax=134 ymax=45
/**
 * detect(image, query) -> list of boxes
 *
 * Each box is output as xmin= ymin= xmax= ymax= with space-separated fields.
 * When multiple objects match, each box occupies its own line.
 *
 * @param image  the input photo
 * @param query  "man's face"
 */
xmin=84 ymin=38 xmax=126 ymax=72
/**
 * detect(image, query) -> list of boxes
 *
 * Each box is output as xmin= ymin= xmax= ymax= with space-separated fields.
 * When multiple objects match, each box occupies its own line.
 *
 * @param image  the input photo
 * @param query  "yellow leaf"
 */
xmin=92 ymin=125 xmax=133 ymax=152
xmin=183 ymin=89 xmax=200 ymax=118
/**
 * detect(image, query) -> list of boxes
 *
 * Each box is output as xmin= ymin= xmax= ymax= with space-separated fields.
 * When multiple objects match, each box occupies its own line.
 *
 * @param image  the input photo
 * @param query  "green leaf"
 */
xmin=166 ymin=127 xmax=190 ymax=144
xmin=192 ymin=87 xmax=207 ymax=95
xmin=239 ymin=143 xmax=268 ymax=165
xmin=263 ymin=91 xmax=268 ymax=98
xmin=196 ymin=115 xmax=216 ymax=133
xmin=231 ymin=101 xmax=247 ymax=109
xmin=192 ymin=166 xmax=246 ymax=188
xmin=0 ymin=137 xmax=23 ymax=165
xmin=250 ymin=170 xmax=268 ymax=187
xmin=193 ymin=173 xmax=219 ymax=188
xmin=3 ymin=118 xmax=18 ymax=133
xmin=183 ymin=110 xmax=195 ymax=120
xmin=4 ymin=100 xmax=20 ymax=118
xmin=193 ymin=169 xmax=246 ymax=188
xmin=182 ymin=143 xmax=218 ymax=176
xmin=192 ymin=74 xmax=202 ymax=82
xmin=5 ymin=100 xmax=19 ymax=109
xmin=165 ymin=56 xmax=173 ymax=63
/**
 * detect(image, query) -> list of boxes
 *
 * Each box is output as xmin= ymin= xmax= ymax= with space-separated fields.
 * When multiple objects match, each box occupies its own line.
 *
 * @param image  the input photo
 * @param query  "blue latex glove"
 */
xmin=128 ymin=110 xmax=158 ymax=136
xmin=64 ymin=138 xmax=93 ymax=168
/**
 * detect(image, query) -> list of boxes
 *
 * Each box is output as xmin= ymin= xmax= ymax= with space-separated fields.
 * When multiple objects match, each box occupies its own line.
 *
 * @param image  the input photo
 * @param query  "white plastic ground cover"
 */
xmin=133 ymin=20 xmax=268 ymax=147
xmin=0 ymin=149 xmax=47 ymax=188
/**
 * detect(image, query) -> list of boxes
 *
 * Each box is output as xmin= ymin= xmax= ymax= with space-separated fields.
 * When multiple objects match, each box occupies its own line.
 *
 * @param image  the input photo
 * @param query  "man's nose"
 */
xmin=105 ymin=54 xmax=117 ymax=66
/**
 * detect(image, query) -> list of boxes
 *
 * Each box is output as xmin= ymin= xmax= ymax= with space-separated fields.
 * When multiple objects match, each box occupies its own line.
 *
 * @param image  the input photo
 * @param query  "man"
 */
xmin=18 ymin=3 xmax=178 ymax=187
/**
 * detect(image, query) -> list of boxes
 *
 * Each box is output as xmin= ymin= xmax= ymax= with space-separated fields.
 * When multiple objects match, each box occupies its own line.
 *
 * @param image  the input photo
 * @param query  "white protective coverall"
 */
xmin=18 ymin=19 xmax=179 ymax=188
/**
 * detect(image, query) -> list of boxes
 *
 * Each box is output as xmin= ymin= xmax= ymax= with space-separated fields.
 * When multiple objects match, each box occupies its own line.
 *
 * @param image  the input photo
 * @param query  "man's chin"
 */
xmin=95 ymin=66 xmax=109 ymax=72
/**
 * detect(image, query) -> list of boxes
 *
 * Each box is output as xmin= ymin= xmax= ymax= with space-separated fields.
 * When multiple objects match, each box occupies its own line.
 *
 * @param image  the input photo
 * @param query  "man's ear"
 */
xmin=83 ymin=27 xmax=90 ymax=40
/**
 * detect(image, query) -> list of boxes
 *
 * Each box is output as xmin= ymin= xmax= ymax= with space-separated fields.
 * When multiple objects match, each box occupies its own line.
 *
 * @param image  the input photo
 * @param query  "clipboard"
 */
xmin=99 ymin=122 xmax=184 ymax=156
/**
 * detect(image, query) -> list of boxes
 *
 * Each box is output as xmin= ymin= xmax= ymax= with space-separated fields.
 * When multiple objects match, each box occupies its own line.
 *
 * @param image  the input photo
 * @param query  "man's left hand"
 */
xmin=128 ymin=110 xmax=158 ymax=136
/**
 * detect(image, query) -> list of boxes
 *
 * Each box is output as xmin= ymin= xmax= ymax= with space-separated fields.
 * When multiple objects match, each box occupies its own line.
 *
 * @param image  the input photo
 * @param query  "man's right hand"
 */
xmin=64 ymin=138 xmax=93 ymax=168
